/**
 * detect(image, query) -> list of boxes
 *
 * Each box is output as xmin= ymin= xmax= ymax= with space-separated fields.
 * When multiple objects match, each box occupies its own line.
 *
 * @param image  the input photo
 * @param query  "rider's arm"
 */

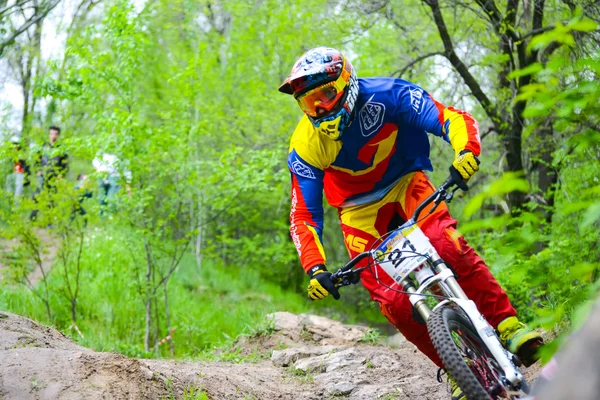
xmin=395 ymin=81 xmax=481 ymax=157
xmin=288 ymin=149 xmax=327 ymax=273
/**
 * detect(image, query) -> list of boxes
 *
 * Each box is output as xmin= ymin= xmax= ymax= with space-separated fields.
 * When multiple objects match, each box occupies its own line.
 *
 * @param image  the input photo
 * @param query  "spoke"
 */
xmin=450 ymin=327 xmax=510 ymax=399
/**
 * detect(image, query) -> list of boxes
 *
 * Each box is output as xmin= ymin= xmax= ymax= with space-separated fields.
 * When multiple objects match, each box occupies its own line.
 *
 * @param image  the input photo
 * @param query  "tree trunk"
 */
xmin=19 ymin=18 xmax=43 ymax=137
xmin=163 ymin=280 xmax=174 ymax=356
xmin=21 ymin=84 xmax=30 ymax=136
xmin=71 ymin=298 xmax=77 ymax=322
xmin=536 ymin=118 xmax=557 ymax=224
xmin=195 ymin=190 xmax=203 ymax=270
xmin=144 ymin=295 xmax=152 ymax=352
xmin=502 ymin=109 xmax=527 ymax=212
xmin=152 ymin=262 xmax=159 ymax=352
xmin=144 ymin=242 xmax=153 ymax=352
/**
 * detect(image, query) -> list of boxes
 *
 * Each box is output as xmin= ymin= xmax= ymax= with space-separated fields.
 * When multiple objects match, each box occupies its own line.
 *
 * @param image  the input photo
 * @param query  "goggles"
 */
xmin=294 ymin=60 xmax=351 ymax=119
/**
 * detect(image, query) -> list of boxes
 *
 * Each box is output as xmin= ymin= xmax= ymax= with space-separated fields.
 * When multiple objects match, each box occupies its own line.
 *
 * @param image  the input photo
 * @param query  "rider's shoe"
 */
xmin=449 ymin=376 xmax=466 ymax=400
xmin=438 ymin=369 xmax=466 ymax=400
xmin=498 ymin=316 xmax=543 ymax=367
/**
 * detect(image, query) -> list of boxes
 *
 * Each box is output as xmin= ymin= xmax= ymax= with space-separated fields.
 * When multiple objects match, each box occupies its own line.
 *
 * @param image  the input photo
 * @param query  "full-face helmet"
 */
xmin=279 ymin=47 xmax=359 ymax=140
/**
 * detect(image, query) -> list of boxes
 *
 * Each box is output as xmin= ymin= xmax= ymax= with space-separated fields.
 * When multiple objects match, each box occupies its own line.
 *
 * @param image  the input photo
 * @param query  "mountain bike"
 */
xmin=331 ymin=175 xmax=530 ymax=400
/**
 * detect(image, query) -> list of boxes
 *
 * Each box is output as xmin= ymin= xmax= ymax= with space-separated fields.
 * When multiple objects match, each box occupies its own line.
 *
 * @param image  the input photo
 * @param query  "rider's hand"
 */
xmin=451 ymin=150 xmax=480 ymax=181
xmin=307 ymin=264 xmax=340 ymax=301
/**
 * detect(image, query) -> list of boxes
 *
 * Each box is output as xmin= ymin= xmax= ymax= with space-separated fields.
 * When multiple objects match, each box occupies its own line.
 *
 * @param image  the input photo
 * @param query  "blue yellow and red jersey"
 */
xmin=288 ymin=77 xmax=480 ymax=272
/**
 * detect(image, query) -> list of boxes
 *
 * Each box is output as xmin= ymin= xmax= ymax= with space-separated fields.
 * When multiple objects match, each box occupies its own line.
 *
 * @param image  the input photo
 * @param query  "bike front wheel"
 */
xmin=427 ymin=306 xmax=527 ymax=400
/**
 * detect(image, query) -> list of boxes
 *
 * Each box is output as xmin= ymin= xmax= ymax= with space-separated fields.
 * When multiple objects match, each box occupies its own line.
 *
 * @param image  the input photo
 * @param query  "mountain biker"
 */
xmin=4 ymin=135 xmax=31 ymax=200
xmin=279 ymin=47 xmax=543 ymax=400
xmin=30 ymin=126 xmax=69 ymax=221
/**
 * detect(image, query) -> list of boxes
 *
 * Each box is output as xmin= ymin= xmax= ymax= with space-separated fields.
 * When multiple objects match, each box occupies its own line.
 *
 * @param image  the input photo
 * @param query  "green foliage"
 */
xmin=462 ymin=173 xmax=530 ymax=219
xmin=0 ymin=224 xmax=315 ymax=357
xmin=287 ymin=366 xmax=314 ymax=384
xmin=240 ymin=315 xmax=276 ymax=338
xmin=163 ymin=381 xmax=209 ymax=400
xmin=459 ymin=25 xmax=600 ymax=359
xmin=528 ymin=15 xmax=598 ymax=51
xmin=360 ymin=328 xmax=383 ymax=345
xmin=181 ymin=387 xmax=209 ymax=400
xmin=1 ymin=0 xmax=599 ymax=368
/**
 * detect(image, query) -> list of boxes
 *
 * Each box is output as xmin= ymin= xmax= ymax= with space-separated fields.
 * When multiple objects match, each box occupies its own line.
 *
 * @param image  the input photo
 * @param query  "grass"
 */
xmin=0 ymin=224 xmax=318 ymax=358
xmin=239 ymin=315 xmax=276 ymax=338
xmin=162 ymin=379 xmax=208 ymax=400
xmin=0 ymin=221 xmax=388 ymax=360
xmin=182 ymin=387 xmax=209 ymax=400
xmin=287 ymin=366 xmax=314 ymax=384
xmin=360 ymin=328 xmax=383 ymax=345
xmin=198 ymin=343 xmax=271 ymax=364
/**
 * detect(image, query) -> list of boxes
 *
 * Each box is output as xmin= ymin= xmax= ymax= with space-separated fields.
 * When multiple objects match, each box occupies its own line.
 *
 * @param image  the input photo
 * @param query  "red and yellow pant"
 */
xmin=339 ymin=171 xmax=516 ymax=368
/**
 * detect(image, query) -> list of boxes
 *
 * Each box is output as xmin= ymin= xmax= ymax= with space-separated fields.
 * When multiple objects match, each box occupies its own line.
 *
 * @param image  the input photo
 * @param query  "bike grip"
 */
xmin=449 ymin=166 xmax=469 ymax=192
xmin=441 ymin=176 xmax=455 ymax=190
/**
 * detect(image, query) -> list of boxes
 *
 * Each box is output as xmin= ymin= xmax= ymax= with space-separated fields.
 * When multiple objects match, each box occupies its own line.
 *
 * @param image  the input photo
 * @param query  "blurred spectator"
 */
xmin=4 ymin=135 xmax=31 ymax=201
xmin=92 ymin=153 xmax=131 ymax=213
xmin=30 ymin=126 xmax=69 ymax=221
xmin=72 ymin=173 xmax=93 ymax=223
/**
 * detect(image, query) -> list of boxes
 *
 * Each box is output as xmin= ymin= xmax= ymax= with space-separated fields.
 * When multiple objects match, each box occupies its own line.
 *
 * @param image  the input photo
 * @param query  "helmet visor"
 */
xmin=295 ymin=82 xmax=344 ymax=118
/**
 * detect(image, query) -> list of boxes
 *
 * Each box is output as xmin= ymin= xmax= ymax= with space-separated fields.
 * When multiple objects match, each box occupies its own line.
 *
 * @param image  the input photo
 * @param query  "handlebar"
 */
xmin=410 ymin=175 xmax=457 ymax=222
xmin=336 ymin=251 xmax=370 ymax=275
xmin=330 ymin=252 xmax=370 ymax=286
xmin=331 ymin=172 xmax=466 ymax=287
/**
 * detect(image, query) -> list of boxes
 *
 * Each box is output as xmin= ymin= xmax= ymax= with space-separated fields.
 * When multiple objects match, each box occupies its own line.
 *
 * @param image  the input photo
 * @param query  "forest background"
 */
xmin=0 ymin=0 xmax=599 ymax=362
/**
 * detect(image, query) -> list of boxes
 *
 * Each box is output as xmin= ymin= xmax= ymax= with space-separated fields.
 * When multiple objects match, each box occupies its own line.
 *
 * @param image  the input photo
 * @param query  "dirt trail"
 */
xmin=0 ymin=312 xmax=540 ymax=399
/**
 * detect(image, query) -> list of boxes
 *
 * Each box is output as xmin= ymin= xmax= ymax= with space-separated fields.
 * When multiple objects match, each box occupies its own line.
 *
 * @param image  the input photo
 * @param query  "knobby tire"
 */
xmin=427 ymin=306 xmax=492 ymax=400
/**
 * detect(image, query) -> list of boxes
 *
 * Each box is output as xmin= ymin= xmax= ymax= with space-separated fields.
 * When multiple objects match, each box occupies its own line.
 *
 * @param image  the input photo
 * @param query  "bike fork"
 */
xmin=447 ymin=297 xmax=523 ymax=386
xmin=435 ymin=264 xmax=523 ymax=386
xmin=405 ymin=259 xmax=524 ymax=387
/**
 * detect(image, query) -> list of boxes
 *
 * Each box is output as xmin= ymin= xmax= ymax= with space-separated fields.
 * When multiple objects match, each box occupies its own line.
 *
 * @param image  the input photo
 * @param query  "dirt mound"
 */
xmin=0 ymin=311 xmax=447 ymax=399
xmin=0 ymin=311 xmax=540 ymax=399
xmin=0 ymin=312 xmax=80 ymax=352
xmin=0 ymin=312 xmax=170 ymax=399
xmin=231 ymin=312 xmax=380 ymax=356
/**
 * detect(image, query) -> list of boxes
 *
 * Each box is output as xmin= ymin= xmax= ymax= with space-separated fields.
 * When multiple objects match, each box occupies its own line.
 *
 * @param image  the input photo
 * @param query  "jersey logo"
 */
xmin=291 ymin=158 xmax=316 ymax=179
xmin=359 ymin=96 xmax=385 ymax=137
xmin=409 ymin=87 xmax=424 ymax=114
xmin=290 ymin=188 xmax=302 ymax=256
xmin=330 ymin=124 xmax=398 ymax=176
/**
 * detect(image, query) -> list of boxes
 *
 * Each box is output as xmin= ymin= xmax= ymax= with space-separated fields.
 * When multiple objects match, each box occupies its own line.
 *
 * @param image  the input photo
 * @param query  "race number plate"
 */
xmin=373 ymin=224 xmax=436 ymax=285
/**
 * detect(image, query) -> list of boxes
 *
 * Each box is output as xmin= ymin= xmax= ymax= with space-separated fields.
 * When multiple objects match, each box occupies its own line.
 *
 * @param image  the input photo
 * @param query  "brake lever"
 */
xmin=444 ymin=187 xmax=459 ymax=204
xmin=332 ymin=267 xmax=363 ymax=287
xmin=333 ymin=277 xmax=346 ymax=288
xmin=333 ymin=274 xmax=354 ymax=288
xmin=332 ymin=275 xmax=342 ymax=287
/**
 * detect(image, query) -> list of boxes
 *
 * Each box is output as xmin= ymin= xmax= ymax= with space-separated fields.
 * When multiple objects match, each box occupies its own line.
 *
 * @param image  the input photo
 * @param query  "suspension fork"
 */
xmin=401 ymin=279 xmax=432 ymax=321
xmin=427 ymin=255 xmax=524 ymax=385
xmin=403 ymin=253 xmax=468 ymax=323
xmin=429 ymin=253 xmax=468 ymax=300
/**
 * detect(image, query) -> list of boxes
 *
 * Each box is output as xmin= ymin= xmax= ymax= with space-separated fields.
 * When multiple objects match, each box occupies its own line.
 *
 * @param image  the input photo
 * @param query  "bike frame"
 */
xmin=332 ymin=176 xmax=524 ymax=387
